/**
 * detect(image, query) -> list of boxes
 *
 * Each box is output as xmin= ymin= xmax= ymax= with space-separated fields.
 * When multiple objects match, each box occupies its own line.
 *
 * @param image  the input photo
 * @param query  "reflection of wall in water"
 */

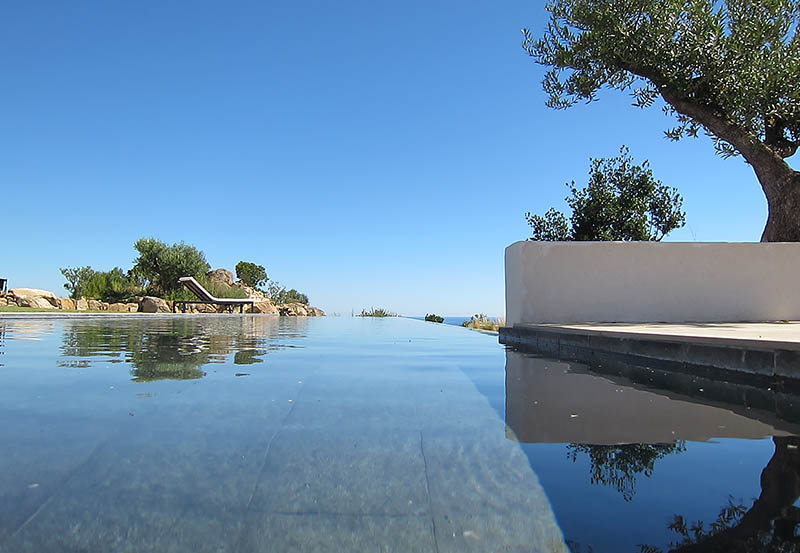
xmin=504 ymin=350 xmax=797 ymax=444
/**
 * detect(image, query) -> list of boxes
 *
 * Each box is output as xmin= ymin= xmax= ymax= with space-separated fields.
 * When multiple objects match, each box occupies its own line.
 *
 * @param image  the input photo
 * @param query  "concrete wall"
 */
xmin=506 ymin=241 xmax=800 ymax=325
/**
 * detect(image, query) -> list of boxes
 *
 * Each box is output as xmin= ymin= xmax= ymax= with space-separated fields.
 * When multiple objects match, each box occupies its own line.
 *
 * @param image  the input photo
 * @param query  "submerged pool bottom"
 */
xmin=0 ymin=316 xmax=797 ymax=553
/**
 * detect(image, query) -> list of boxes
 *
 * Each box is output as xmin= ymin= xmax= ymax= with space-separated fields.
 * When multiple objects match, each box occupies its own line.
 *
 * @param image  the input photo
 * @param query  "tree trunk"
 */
xmin=761 ymin=171 xmax=800 ymax=242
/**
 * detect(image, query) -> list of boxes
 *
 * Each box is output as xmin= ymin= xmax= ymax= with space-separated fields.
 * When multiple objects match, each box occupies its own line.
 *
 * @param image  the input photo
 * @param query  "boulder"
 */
xmin=206 ymin=269 xmax=234 ymax=287
xmin=248 ymin=301 xmax=278 ymax=315
xmin=10 ymin=288 xmax=59 ymax=307
xmin=278 ymin=303 xmax=309 ymax=316
xmin=234 ymin=282 xmax=271 ymax=302
xmin=187 ymin=304 xmax=217 ymax=313
xmin=16 ymin=296 xmax=56 ymax=309
xmin=57 ymin=298 xmax=76 ymax=310
xmin=0 ymin=297 xmax=7 ymax=307
xmin=75 ymin=298 xmax=89 ymax=311
xmin=87 ymin=300 xmax=106 ymax=311
xmin=308 ymin=307 xmax=326 ymax=317
xmin=139 ymin=296 xmax=171 ymax=313
xmin=107 ymin=303 xmax=128 ymax=312
xmin=125 ymin=303 xmax=139 ymax=312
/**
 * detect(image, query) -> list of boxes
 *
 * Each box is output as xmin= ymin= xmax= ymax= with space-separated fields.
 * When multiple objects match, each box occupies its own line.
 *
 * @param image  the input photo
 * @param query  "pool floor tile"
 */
xmin=249 ymin=428 xmax=429 ymax=517
xmin=235 ymin=512 xmax=437 ymax=553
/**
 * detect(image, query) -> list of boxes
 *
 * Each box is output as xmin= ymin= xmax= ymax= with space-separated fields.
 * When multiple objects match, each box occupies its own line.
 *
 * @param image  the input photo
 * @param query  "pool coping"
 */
xmin=499 ymin=323 xmax=800 ymax=385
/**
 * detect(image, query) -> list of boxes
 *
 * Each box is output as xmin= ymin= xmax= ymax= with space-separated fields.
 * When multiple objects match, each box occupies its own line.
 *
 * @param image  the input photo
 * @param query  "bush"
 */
xmin=81 ymin=267 xmax=140 ymax=303
xmin=165 ymin=275 xmax=248 ymax=302
xmin=266 ymin=281 xmax=309 ymax=305
xmin=235 ymin=261 xmax=268 ymax=289
xmin=359 ymin=308 xmax=398 ymax=317
xmin=461 ymin=314 xmax=506 ymax=331
xmin=526 ymin=147 xmax=685 ymax=241
xmin=132 ymin=238 xmax=209 ymax=294
xmin=425 ymin=314 xmax=444 ymax=323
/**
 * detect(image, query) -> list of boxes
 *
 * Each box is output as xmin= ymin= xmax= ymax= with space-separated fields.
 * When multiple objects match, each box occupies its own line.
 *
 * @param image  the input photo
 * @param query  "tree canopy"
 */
xmin=235 ymin=261 xmax=268 ymax=289
xmin=524 ymin=0 xmax=800 ymax=240
xmin=527 ymin=147 xmax=686 ymax=241
xmin=132 ymin=238 xmax=209 ymax=293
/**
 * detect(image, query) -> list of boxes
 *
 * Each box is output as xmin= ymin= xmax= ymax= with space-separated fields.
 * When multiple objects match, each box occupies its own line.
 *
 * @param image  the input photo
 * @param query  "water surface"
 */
xmin=0 ymin=316 xmax=796 ymax=552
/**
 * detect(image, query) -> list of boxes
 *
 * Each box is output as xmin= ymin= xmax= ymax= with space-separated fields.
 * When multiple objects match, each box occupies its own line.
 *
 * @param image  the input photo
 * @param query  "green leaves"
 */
xmin=132 ymin=237 xmax=210 ymax=294
xmin=235 ymin=261 xmax=268 ymax=289
xmin=525 ymin=0 xmax=800 ymax=159
xmin=526 ymin=146 xmax=686 ymax=241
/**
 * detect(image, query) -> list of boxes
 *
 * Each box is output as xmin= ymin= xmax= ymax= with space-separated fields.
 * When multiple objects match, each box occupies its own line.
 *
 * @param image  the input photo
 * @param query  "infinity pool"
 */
xmin=0 ymin=316 xmax=796 ymax=552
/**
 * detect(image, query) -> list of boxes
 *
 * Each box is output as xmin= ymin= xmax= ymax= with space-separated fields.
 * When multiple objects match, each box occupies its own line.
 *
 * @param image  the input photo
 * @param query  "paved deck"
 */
xmin=499 ymin=322 xmax=800 ymax=383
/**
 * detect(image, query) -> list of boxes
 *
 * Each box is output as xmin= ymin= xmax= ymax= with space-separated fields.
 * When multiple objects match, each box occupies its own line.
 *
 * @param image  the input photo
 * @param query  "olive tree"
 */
xmin=523 ymin=0 xmax=800 ymax=241
xmin=527 ymin=147 xmax=686 ymax=240
xmin=132 ymin=238 xmax=209 ymax=294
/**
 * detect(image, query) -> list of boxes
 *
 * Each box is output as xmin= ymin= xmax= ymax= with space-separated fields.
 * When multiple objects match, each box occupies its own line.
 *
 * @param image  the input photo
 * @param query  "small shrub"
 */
xmin=461 ymin=314 xmax=506 ymax=331
xmin=425 ymin=314 xmax=444 ymax=323
xmin=266 ymin=281 xmax=309 ymax=305
xmin=81 ymin=267 xmax=140 ymax=303
xmin=165 ymin=275 xmax=248 ymax=302
xmin=359 ymin=308 xmax=398 ymax=317
xmin=60 ymin=266 xmax=96 ymax=299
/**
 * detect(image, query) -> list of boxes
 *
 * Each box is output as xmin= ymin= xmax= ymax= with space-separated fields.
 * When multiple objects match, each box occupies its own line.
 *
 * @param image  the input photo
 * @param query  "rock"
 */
xmin=184 ymin=304 xmax=216 ymax=313
xmin=206 ymin=269 xmax=234 ymax=287
xmin=234 ymin=282 xmax=271 ymax=302
xmin=10 ymin=288 xmax=59 ymax=307
xmin=308 ymin=307 xmax=326 ymax=316
xmin=0 ymin=297 xmax=7 ymax=307
xmin=15 ymin=296 xmax=56 ymax=309
xmin=248 ymin=301 xmax=278 ymax=314
xmin=75 ymin=298 xmax=89 ymax=311
xmin=107 ymin=303 xmax=128 ymax=312
xmin=125 ymin=303 xmax=139 ymax=312
xmin=57 ymin=298 xmax=76 ymax=310
xmin=139 ymin=296 xmax=171 ymax=313
xmin=278 ymin=303 xmax=309 ymax=316
xmin=87 ymin=300 xmax=106 ymax=311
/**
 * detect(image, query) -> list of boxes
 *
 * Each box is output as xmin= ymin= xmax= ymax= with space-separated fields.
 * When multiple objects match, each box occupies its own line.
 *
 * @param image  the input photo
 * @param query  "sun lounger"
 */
xmin=175 ymin=276 xmax=255 ymax=313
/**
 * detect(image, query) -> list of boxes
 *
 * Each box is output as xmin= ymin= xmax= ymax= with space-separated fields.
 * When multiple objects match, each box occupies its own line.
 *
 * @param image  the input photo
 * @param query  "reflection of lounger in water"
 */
xmin=175 ymin=276 xmax=254 ymax=313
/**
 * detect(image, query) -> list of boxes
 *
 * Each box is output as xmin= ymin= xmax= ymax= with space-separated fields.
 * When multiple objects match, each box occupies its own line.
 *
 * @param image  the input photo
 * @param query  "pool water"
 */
xmin=0 ymin=316 xmax=796 ymax=553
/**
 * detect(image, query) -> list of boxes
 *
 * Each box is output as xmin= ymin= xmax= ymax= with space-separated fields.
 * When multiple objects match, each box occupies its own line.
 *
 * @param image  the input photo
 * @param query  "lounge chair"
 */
xmin=175 ymin=277 xmax=255 ymax=314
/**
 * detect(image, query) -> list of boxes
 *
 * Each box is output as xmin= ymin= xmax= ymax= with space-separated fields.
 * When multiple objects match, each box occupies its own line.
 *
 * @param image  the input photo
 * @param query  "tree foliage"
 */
xmin=425 ymin=313 xmax=445 ymax=323
xmin=60 ymin=266 xmax=95 ymax=299
xmin=527 ymin=147 xmax=686 ymax=241
xmin=523 ymin=0 xmax=800 ymax=240
xmin=131 ymin=238 xmax=209 ymax=294
xmin=265 ymin=281 xmax=309 ymax=305
xmin=235 ymin=261 xmax=268 ymax=289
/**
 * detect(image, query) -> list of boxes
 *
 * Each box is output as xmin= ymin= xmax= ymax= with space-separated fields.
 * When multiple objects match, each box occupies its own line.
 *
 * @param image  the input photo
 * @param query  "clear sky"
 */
xmin=1 ymin=1 xmax=785 ymax=316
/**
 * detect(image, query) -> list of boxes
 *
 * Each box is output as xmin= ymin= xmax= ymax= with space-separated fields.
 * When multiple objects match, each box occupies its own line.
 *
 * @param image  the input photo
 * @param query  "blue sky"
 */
xmin=1 ymin=1 xmax=779 ymax=316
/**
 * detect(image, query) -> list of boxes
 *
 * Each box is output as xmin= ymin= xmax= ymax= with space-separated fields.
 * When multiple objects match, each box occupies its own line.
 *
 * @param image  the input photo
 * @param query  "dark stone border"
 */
xmin=499 ymin=325 xmax=800 ymax=389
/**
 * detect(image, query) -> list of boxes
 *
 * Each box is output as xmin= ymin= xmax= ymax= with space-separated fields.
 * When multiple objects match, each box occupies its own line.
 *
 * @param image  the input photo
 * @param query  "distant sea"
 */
xmin=407 ymin=316 xmax=471 ymax=327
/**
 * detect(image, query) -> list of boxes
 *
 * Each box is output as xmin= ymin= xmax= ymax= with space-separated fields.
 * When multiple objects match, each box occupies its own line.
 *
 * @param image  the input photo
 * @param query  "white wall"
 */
xmin=506 ymin=241 xmax=800 ymax=325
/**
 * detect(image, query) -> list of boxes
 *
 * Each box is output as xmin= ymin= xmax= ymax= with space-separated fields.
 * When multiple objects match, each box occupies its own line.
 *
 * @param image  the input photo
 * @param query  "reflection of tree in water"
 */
xmin=0 ymin=323 xmax=5 ymax=367
xmin=567 ymin=442 xmax=686 ymax=502
xmin=60 ymin=317 xmax=301 ymax=382
xmin=639 ymin=436 xmax=800 ymax=553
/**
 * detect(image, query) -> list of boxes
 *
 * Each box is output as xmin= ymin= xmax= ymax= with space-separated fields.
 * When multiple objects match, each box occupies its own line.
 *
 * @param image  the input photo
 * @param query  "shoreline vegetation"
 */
xmin=461 ymin=314 xmax=506 ymax=332
xmin=357 ymin=308 xmax=398 ymax=317
xmin=1 ymin=237 xmax=325 ymax=317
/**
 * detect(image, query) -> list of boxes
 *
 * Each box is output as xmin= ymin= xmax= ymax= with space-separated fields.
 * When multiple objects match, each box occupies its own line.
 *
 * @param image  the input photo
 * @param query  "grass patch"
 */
xmin=461 ymin=315 xmax=506 ymax=332
xmin=358 ymin=308 xmax=398 ymax=317
xmin=0 ymin=306 xmax=110 ymax=313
